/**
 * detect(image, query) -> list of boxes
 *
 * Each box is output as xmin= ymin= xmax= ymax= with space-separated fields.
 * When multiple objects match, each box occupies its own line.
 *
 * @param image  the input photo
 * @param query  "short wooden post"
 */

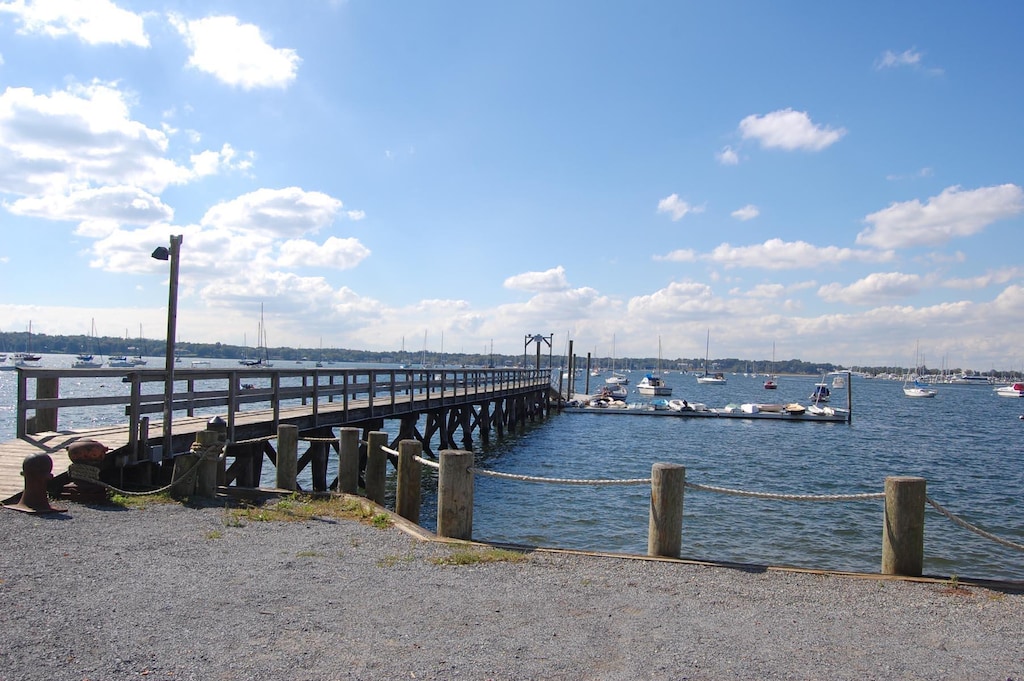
xmin=276 ymin=425 xmax=298 ymax=491
xmin=365 ymin=431 xmax=388 ymax=505
xmin=437 ymin=449 xmax=474 ymax=540
xmin=338 ymin=427 xmax=360 ymax=494
xmin=195 ymin=429 xmax=221 ymax=498
xmin=395 ymin=439 xmax=422 ymax=523
xmin=170 ymin=452 xmax=198 ymax=499
xmin=29 ymin=376 xmax=59 ymax=434
xmin=648 ymin=463 xmax=686 ymax=558
xmin=882 ymin=476 xmax=926 ymax=576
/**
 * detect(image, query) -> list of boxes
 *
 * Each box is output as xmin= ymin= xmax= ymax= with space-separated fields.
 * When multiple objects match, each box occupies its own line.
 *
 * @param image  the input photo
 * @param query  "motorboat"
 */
xmin=598 ymin=384 xmax=628 ymax=400
xmin=810 ymin=382 xmax=831 ymax=402
xmin=637 ymin=373 xmax=671 ymax=395
xmin=763 ymin=378 xmax=777 ymax=390
xmin=605 ymin=372 xmax=629 ymax=385
xmin=994 ymin=382 xmax=1024 ymax=397
xmin=667 ymin=399 xmax=707 ymax=412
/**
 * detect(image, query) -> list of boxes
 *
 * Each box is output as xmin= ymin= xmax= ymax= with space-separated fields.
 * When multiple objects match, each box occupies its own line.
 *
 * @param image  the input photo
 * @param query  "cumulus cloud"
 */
xmin=503 ymin=266 xmax=570 ymax=293
xmin=0 ymin=0 xmax=149 ymax=47
xmin=716 ymin=146 xmax=739 ymax=165
xmin=818 ymin=272 xmax=923 ymax=305
xmin=706 ymin=238 xmax=893 ymax=270
xmin=739 ymin=109 xmax=846 ymax=152
xmin=657 ymin=194 xmax=704 ymax=221
xmin=652 ymin=249 xmax=697 ymax=263
xmin=170 ymin=14 xmax=300 ymax=89
xmin=200 ymin=187 xmax=346 ymax=238
xmin=0 ymin=82 xmax=247 ymax=201
xmin=943 ymin=267 xmax=1023 ymax=290
xmin=731 ymin=204 xmax=759 ymax=221
xmin=7 ymin=185 xmax=173 ymax=224
xmin=627 ymin=281 xmax=717 ymax=318
xmin=277 ymin=236 xmax=370 ymax=269
xmin=858 ymin=184 xmax=1024 ymax=249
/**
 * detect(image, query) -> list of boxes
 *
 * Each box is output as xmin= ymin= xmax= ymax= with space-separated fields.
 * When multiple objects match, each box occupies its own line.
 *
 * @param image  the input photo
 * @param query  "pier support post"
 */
xmin=27 ymin=376 xmax=59 ymax=435
xmin=194 ymin=429 xmax=222 ymax=498
xmin=648 ymin=463 xmax=686 ymax=558
xmin=276 ymin=425 xmax=298 ymax=491
xmin=882 ymin=476 xmax=926 ymax=576
xmin=338 ymin=427 xmax=360 ymax=494
xmin=170 ymin=451 xmax=199 ymax=499
xmin=365 ymin=431 xmax=388 ymax=505
xmin=395 ymin=439 xmax=422 ymax=523
xmin=437 ymin=449 xmax=474 ymax=540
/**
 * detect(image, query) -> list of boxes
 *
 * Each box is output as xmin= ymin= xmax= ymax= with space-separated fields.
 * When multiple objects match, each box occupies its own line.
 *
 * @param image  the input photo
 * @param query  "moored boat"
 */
xmin=994 ymin=382 xmax=1024 ymax=397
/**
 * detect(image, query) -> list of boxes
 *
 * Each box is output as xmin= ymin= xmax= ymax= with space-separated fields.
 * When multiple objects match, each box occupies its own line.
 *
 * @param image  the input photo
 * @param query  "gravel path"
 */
xmin=1 ymin=498 xmax=1021 ymax=681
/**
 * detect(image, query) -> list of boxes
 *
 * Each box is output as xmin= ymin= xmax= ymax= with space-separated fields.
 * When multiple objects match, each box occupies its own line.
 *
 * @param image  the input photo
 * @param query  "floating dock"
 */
xmin=563 ymin=405 xmax=849 ymax=422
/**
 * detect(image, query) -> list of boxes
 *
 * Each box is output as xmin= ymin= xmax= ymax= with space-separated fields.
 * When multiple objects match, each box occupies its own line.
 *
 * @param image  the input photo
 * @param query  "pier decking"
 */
xmin=1 ymin=366 xmax=553 ymax=500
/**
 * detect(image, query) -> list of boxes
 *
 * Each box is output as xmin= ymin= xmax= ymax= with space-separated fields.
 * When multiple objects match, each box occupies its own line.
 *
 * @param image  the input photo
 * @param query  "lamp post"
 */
xmin=152 ymin=235 xmax=182 ymax=460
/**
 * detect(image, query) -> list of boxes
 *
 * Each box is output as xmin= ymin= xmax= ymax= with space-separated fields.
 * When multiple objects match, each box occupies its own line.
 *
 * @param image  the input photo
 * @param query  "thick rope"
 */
xmin=299 ymin=436 xmax=339 ymax=443
xmin=414 ymin=455 xmax=440 ymax=470
xmin=927 ymin=496 xmax=1024 ymax=552
xmin=72 ymin=451 xmax=209 ymax=497
xmin=685 ymin=481 xmax=886 ymax=502
xmin=471 ymin=468 xmax=651 ymax=486
xmin=233 ymin=434 xmax=276 ymax=445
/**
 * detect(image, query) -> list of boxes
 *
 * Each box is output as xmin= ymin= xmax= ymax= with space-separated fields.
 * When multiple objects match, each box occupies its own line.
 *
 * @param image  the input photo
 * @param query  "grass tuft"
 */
xmin=430 ymin=547 xmax=530 ymax=566
xmin=222 ymin=494 xmax=393 ymax=528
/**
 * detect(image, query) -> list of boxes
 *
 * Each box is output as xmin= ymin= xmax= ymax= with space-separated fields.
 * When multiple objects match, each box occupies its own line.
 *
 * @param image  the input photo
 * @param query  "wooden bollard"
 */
xmin=170 ymin=451 xmax=199 ymax=499
xmin=437 ymin=450 xmax=474 ymax=540
xmin=195 ymin=429 xmax=221 ymax=498
xmin=882 ymin=476 xmax=926 ymax=576
xmin=365 ymin=431 xmax=388 ymax=505
xmin=338 ymin=427 xmax=360 ymax=494
xmin=276 ymin=425 xmax=298 ymax=491
xmin=395 ymin=439 xmax=422 ymax=523
xmin=28 ymin=376 xmax=59 ymax=435
xmin=648 ymin=463 xmax=686 ymax=558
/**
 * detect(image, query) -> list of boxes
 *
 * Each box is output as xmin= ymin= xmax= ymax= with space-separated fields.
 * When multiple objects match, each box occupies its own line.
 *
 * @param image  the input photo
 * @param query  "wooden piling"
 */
xmin=437 ymin=449 xmax=474 ymax=540
xmin=648 ymin=463 xmax=686 ymax=558
xmin=27 ymin=376 xmax=58 ymax=435
xmin=882 ymin=476 xmax=926 ymax=576
xmin=276 ymin=425 xmax=298 ymax=491
xmin=365 ymin=431 xmax=388 ymax=505
xmin=195 ymin=429 xmax=221 ymax=498
xmin=395 ymin=439 xmax=422 ymax=523
xmin=338 ymin=427 xmax=360 ymax=494
xmin=170 ymin=452 xmax=198 ymax=499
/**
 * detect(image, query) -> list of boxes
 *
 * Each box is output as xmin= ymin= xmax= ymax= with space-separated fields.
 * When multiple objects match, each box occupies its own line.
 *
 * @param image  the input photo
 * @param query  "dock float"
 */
xmin=562 ymin=405 xmax=850 ymax=423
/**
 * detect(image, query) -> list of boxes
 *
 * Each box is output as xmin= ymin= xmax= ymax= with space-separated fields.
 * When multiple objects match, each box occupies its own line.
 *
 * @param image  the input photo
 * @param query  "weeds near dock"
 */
xmin=377 ymin=553 xmax=416 ymax=568
xmin=222 ymin=493 xmax=394 ymax=528
xmin=430 ymin=547 xmax=530 ymax=566
xmin=205 ymin=529 xmax=223 ymax=540
xmin=940 ymin=573 xmax=974 ymax=597
xmin=108 ymin=492 xmax=177 ymax=509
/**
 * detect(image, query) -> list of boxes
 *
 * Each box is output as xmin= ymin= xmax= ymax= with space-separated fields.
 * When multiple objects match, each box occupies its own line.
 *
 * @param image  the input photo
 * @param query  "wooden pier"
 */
xmin=1 ymin=366 xmax=554 ymax=500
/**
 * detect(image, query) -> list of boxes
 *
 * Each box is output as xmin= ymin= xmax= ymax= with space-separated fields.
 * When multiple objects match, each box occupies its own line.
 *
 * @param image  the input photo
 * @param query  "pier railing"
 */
xmin=14 ymin=366 xmax=552 ymax=456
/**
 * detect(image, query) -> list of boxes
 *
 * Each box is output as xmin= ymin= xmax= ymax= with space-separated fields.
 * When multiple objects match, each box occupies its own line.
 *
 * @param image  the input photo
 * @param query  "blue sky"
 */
xmin=1 ymin=1 xmax=1023 ymax=370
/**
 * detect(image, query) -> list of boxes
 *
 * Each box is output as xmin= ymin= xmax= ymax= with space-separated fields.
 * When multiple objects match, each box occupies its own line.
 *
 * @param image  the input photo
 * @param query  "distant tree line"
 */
xmin=0 ymin=331 xmax=1010 ymax=377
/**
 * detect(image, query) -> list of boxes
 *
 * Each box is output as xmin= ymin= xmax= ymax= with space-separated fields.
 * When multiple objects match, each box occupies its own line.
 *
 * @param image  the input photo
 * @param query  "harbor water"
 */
xmin=2 ymin=357 xmax=1022 ymax=582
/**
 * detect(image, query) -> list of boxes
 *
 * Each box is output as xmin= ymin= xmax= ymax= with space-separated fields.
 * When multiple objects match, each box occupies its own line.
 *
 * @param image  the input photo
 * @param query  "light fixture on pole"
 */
xmin=152 ymin=235 xmax=182 ymax=461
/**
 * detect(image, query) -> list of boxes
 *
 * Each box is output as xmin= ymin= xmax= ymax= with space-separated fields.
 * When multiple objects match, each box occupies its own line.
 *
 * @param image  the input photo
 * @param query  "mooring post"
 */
xmin=437 ymin=449 xmax=474 ymax=540
xmin=395 ymin=439 xmax=422 ymax=523
xmin=170 ymin=450 xmax=198 ymax=499
xmin=882 ymin=476 xmax=926 ymax=576
xmin=365 ymin=431 xmax=388 ymax=505
xmin=337 ymin=427 xmax=360 ymax=494
xmin=276 ymin=424 xmax=298 ymax=491
xmin=194 ymin=429 xmax=222 ymax=498
xmin=27 ymin=376 xmax=59 ymax=435
xmin=648 ymin=463 xmax=686 ymax=558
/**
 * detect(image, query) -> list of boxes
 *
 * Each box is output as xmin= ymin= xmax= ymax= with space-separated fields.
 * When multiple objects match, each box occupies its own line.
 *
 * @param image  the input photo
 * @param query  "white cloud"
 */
xmin=169 ymin=14 xmax=300 ymax=90
xmin=943 ymin=267 xmax=1023 ymax=290
xmin=277 ymin=236 xmax=370 ymax=269
xmin=876 ymin=49 xmax=922 ymax=70
xmin=652 ymin=249 xmax=697 ymax=263
xmin=706 ymin=238 xmax=893 ymax=270
xmin=8 ymin=185 xmax=173 ymax=224
xmin=731 ymin=204 xmax=759 ymax=221
xmin=504 ymin=266 xmax=570 ymax=293
xmin=818 ymin=272 xmax=923 ymax=305
xmin=200 ymin=187 xmax=346 ymax=238
xmin=346 ymin=210 xmax=365 ymax=221
xmin=627 ymin=281 xmax=717 ymax=318
xmin=0 ymin=0 xmax=149 ymax=46
xmin=657 ymin=194 xmax=704 ymax=221
xmin=858 ymin=184 xmax=1024 ymax=249
xmin=716 ymin=146 xmax=739 ymax=165
xmin=739 ymin=109 xmax=846 ymax=152
xmin=0 ymin=82 xmax=238 ymax=200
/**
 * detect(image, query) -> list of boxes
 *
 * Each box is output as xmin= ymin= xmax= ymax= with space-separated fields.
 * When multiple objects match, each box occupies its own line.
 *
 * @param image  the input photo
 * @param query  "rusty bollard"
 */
xmin=3 ymin=453 xmax=67 ymax=514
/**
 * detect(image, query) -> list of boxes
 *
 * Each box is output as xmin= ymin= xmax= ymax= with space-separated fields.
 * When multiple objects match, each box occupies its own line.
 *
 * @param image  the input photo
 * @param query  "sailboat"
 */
xmin=903 ymin=341 xmax=937 ymax=398
xmin=73 ymin=319 xmax=103 ymax=368
xmin=605 ymin=334 xmax=628 ymax=384
xmin=764 ymin=342 xmax=778 ymax=389
xmin=242 ymin=304 xmax=273 ymax=367
xmin=637 ymin=337 xmax=672 ymax=396
xmin=696 ymin=329 xmax=726 ymax=384
xmin=13 ymin=321 xmax=42 ymax=366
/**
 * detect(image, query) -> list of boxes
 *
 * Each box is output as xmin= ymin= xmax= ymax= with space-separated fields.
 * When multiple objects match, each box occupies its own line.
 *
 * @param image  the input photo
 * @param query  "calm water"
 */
xmin=2 ymin=357 xmax=1022 ymax=581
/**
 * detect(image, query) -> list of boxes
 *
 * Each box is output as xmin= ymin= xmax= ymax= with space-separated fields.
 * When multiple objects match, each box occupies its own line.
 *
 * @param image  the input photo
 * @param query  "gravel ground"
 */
xmin=1 ymin=498 xmax=1021 ymax=681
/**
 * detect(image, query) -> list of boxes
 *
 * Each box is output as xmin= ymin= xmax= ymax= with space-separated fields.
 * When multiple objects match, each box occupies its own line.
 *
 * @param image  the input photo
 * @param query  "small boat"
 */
xmin=903 ymin=380 xmax=938 ymax=398
xmin=783 ymin=403 xmax=806 ymax=415
xmin=637 ymin=373 xmax=671 ymax=395
xmin=650 ymin=398 xmax=671 ymax=410
xmin=756 ymin=403 xmax=784 ymax=413
xmin=696 ymin=329 xmax=726 ymax=384
xmin=598 ymin=384 xmax=628 ymax=400
xmin=107 ymin=355 xmax=132 ymax=368
xmin=994 ymin=382 xmax=1024 ymax=398
xmin=764 ymin=342 xmax=778 ymax=389
xmin=810 ymin=382 xmax=831 ymax=402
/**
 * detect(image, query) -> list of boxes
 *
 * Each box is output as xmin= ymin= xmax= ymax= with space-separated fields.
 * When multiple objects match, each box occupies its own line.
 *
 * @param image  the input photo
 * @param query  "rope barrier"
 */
xmin=381 ymin=445 xmax=399 ymax=457
xmin=471 ymin=468 xmax=651 ymax=486
xmin=233 ymin=434 xmax=275 ymax=445
xmin=414 ymin=455 xmax=440 ymax=470
xmin=73 ymin=448 xmax=210 ymax=497
xmin=927 ymin=496 xmax=1024 ymax=552
xmin=299 ymin=436 xmax=339 ymax=443
xmin=684 ymin=481 xmax=886 ymax=502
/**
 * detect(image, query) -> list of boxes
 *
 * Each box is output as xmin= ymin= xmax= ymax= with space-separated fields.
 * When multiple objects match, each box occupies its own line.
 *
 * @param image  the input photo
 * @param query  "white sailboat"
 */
xmin=764 ymin=342 xmax=778 ymax=389
xmin=242 ymin=304 xmax=273 ymax=367
xmin=696 ymin=329 xmax=726 ymax=384
xmin=605 ymin=334 xmax=628 ymax=384
xmin=903 ymin=341 xmax=937 ymax=398
xmin=637 ymin=337 xmax=672 ymax=396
